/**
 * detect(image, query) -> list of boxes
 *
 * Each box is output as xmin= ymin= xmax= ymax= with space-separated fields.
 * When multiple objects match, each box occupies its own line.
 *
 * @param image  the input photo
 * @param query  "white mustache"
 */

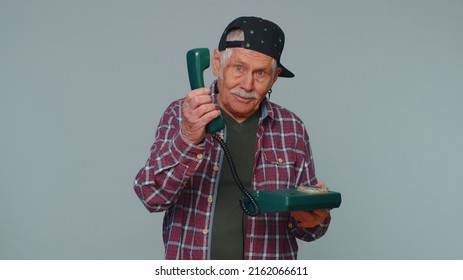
xmin=230 ymin=88 xmax=259 ymax=99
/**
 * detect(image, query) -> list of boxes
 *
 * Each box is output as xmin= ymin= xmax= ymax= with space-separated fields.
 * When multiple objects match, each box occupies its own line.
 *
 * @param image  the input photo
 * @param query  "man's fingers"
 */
xmin=195 ymin=103 xmax=219 ymax=119
xmin=290 ymin=210 xmax=329 ymax=228
xmin=185 ymin=88 xmax=212 ymax=107
xmin=180 ymin=87 xmax=220 ymax=145
xmin=184 ymin=88 xmax=218 ymax=119
xmin=290 ymin=211 xmax=309 ymax=221
xmin=313 ymin=209 xmax=329 ymax=218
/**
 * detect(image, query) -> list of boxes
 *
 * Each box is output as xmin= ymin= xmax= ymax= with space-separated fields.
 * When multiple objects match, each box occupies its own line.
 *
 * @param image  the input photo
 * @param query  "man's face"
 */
xmin=213 ymin=48 xmax=281 ymax=123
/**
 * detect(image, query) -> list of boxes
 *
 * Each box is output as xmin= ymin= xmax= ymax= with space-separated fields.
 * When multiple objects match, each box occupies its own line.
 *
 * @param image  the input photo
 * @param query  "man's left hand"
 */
xmin=290 ymin=181 xmax=329 ymax=228
xmin=291 ymin=209 xmax=329 ymax=228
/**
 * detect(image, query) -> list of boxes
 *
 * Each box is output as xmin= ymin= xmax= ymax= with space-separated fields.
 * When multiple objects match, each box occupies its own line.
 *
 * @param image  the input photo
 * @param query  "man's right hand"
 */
xmin=181 ymin=88 xmax=221 ymax=145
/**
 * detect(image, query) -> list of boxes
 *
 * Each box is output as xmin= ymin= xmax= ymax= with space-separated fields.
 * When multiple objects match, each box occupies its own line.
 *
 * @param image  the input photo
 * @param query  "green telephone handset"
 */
xmin=186 ymin=48 xmax=342 ymax=215
xmin=186 ymin=48 xmax=225 ymax=134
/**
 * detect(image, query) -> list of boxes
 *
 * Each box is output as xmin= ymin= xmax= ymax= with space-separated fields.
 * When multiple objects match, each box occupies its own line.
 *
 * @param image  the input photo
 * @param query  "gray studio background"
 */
xmin=1 ymin=0 xmax=462 ymax=259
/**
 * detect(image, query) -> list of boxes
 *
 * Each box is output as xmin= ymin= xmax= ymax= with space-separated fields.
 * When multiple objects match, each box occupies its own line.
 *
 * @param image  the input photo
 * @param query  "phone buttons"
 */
xmin=297 ymin=185 xmax=329 ymax=194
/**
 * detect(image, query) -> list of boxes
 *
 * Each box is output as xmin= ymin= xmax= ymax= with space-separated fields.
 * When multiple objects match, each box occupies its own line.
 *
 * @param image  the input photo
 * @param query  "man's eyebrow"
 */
xmin=234 ymin=59 xmax=272 ymax=71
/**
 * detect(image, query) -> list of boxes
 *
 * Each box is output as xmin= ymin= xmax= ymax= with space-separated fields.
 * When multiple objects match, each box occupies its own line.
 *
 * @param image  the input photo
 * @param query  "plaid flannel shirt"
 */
xmin=134 ymin=90 xmax=331 ymax=260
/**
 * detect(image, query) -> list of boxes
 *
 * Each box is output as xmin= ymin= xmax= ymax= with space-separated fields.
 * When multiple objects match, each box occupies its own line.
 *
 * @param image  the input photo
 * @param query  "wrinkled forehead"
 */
xmin=228 ymin=48 xmax=275 ymax=67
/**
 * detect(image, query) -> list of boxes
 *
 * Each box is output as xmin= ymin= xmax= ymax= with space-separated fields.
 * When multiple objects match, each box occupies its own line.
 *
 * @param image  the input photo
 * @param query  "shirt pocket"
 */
xmin=259 ymin=149 xmax=297 ymax=190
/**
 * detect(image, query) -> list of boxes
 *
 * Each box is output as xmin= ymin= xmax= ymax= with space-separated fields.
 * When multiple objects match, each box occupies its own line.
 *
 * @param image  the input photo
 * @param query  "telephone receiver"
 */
xmin=186 ymin=48 xmax=225 ymax=134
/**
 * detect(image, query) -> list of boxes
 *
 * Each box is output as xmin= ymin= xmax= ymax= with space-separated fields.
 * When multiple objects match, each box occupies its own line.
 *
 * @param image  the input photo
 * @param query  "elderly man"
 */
xmin=134 ymin=16 xmax=331 ymax=260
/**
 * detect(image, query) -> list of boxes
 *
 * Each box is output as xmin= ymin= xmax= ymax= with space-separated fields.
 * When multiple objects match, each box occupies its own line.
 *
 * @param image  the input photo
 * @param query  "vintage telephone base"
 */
xmin=248 ymin=188 xmax=342 ymax=213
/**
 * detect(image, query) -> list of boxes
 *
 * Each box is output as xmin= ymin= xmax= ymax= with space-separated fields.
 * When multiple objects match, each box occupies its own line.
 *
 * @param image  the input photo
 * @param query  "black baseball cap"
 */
xmin=218 ymin=16 xmax=294 ymax=78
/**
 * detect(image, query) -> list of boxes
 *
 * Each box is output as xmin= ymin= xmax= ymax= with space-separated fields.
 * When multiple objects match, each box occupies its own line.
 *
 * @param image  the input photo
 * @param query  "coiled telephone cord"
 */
xmin=211 ymin=133 xmax=260 ymax=216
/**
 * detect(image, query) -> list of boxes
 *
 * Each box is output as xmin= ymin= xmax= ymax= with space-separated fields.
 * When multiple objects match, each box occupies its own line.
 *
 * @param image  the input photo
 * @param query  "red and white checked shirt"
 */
xmin=134 ymin=89 xmax=331 ymax=260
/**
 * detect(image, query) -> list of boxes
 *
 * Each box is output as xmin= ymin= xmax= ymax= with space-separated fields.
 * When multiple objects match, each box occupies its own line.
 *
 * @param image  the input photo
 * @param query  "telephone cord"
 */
xmin=211 ymin=133 xmax=260 ymax=216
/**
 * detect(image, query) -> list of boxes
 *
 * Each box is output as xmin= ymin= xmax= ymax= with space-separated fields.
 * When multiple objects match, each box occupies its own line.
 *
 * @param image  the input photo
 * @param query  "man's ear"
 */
xmin=212 ymin=48 xmax=220 ymax=77
xmin=271 ymin=67 xmax=282 ymax=86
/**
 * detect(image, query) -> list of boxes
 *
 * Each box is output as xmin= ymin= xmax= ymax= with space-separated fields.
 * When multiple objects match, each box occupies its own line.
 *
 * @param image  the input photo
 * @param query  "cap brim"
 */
xmin=278 ymin=64 xmax=295 ymax=78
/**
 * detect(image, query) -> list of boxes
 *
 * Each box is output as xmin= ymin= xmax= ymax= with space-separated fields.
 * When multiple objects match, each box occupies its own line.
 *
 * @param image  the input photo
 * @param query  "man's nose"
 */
xmin=240 ymin=73 xmax=254 ymax=91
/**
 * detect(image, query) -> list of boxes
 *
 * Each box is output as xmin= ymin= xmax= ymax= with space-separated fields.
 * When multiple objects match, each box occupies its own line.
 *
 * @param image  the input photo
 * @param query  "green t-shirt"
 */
xmin=210 ymin=109 xmax=260 ymax=260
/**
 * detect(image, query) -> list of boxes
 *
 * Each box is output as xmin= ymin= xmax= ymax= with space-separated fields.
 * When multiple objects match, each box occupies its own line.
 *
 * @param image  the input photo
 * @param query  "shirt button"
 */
xmin=213 ymin=165 xmax=219 ymax=171
xmin=196 ymin=153 xmax=203 ymax=160
xmin=288 ymin=223 xmax=294 ymax=229
xmin=278 ymin=158 xmax=284 ymax=164
xmin=202 ymin=229 xmax=208 ymax=235
xmin=207 ymin=196 xmax=213 ymax=203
